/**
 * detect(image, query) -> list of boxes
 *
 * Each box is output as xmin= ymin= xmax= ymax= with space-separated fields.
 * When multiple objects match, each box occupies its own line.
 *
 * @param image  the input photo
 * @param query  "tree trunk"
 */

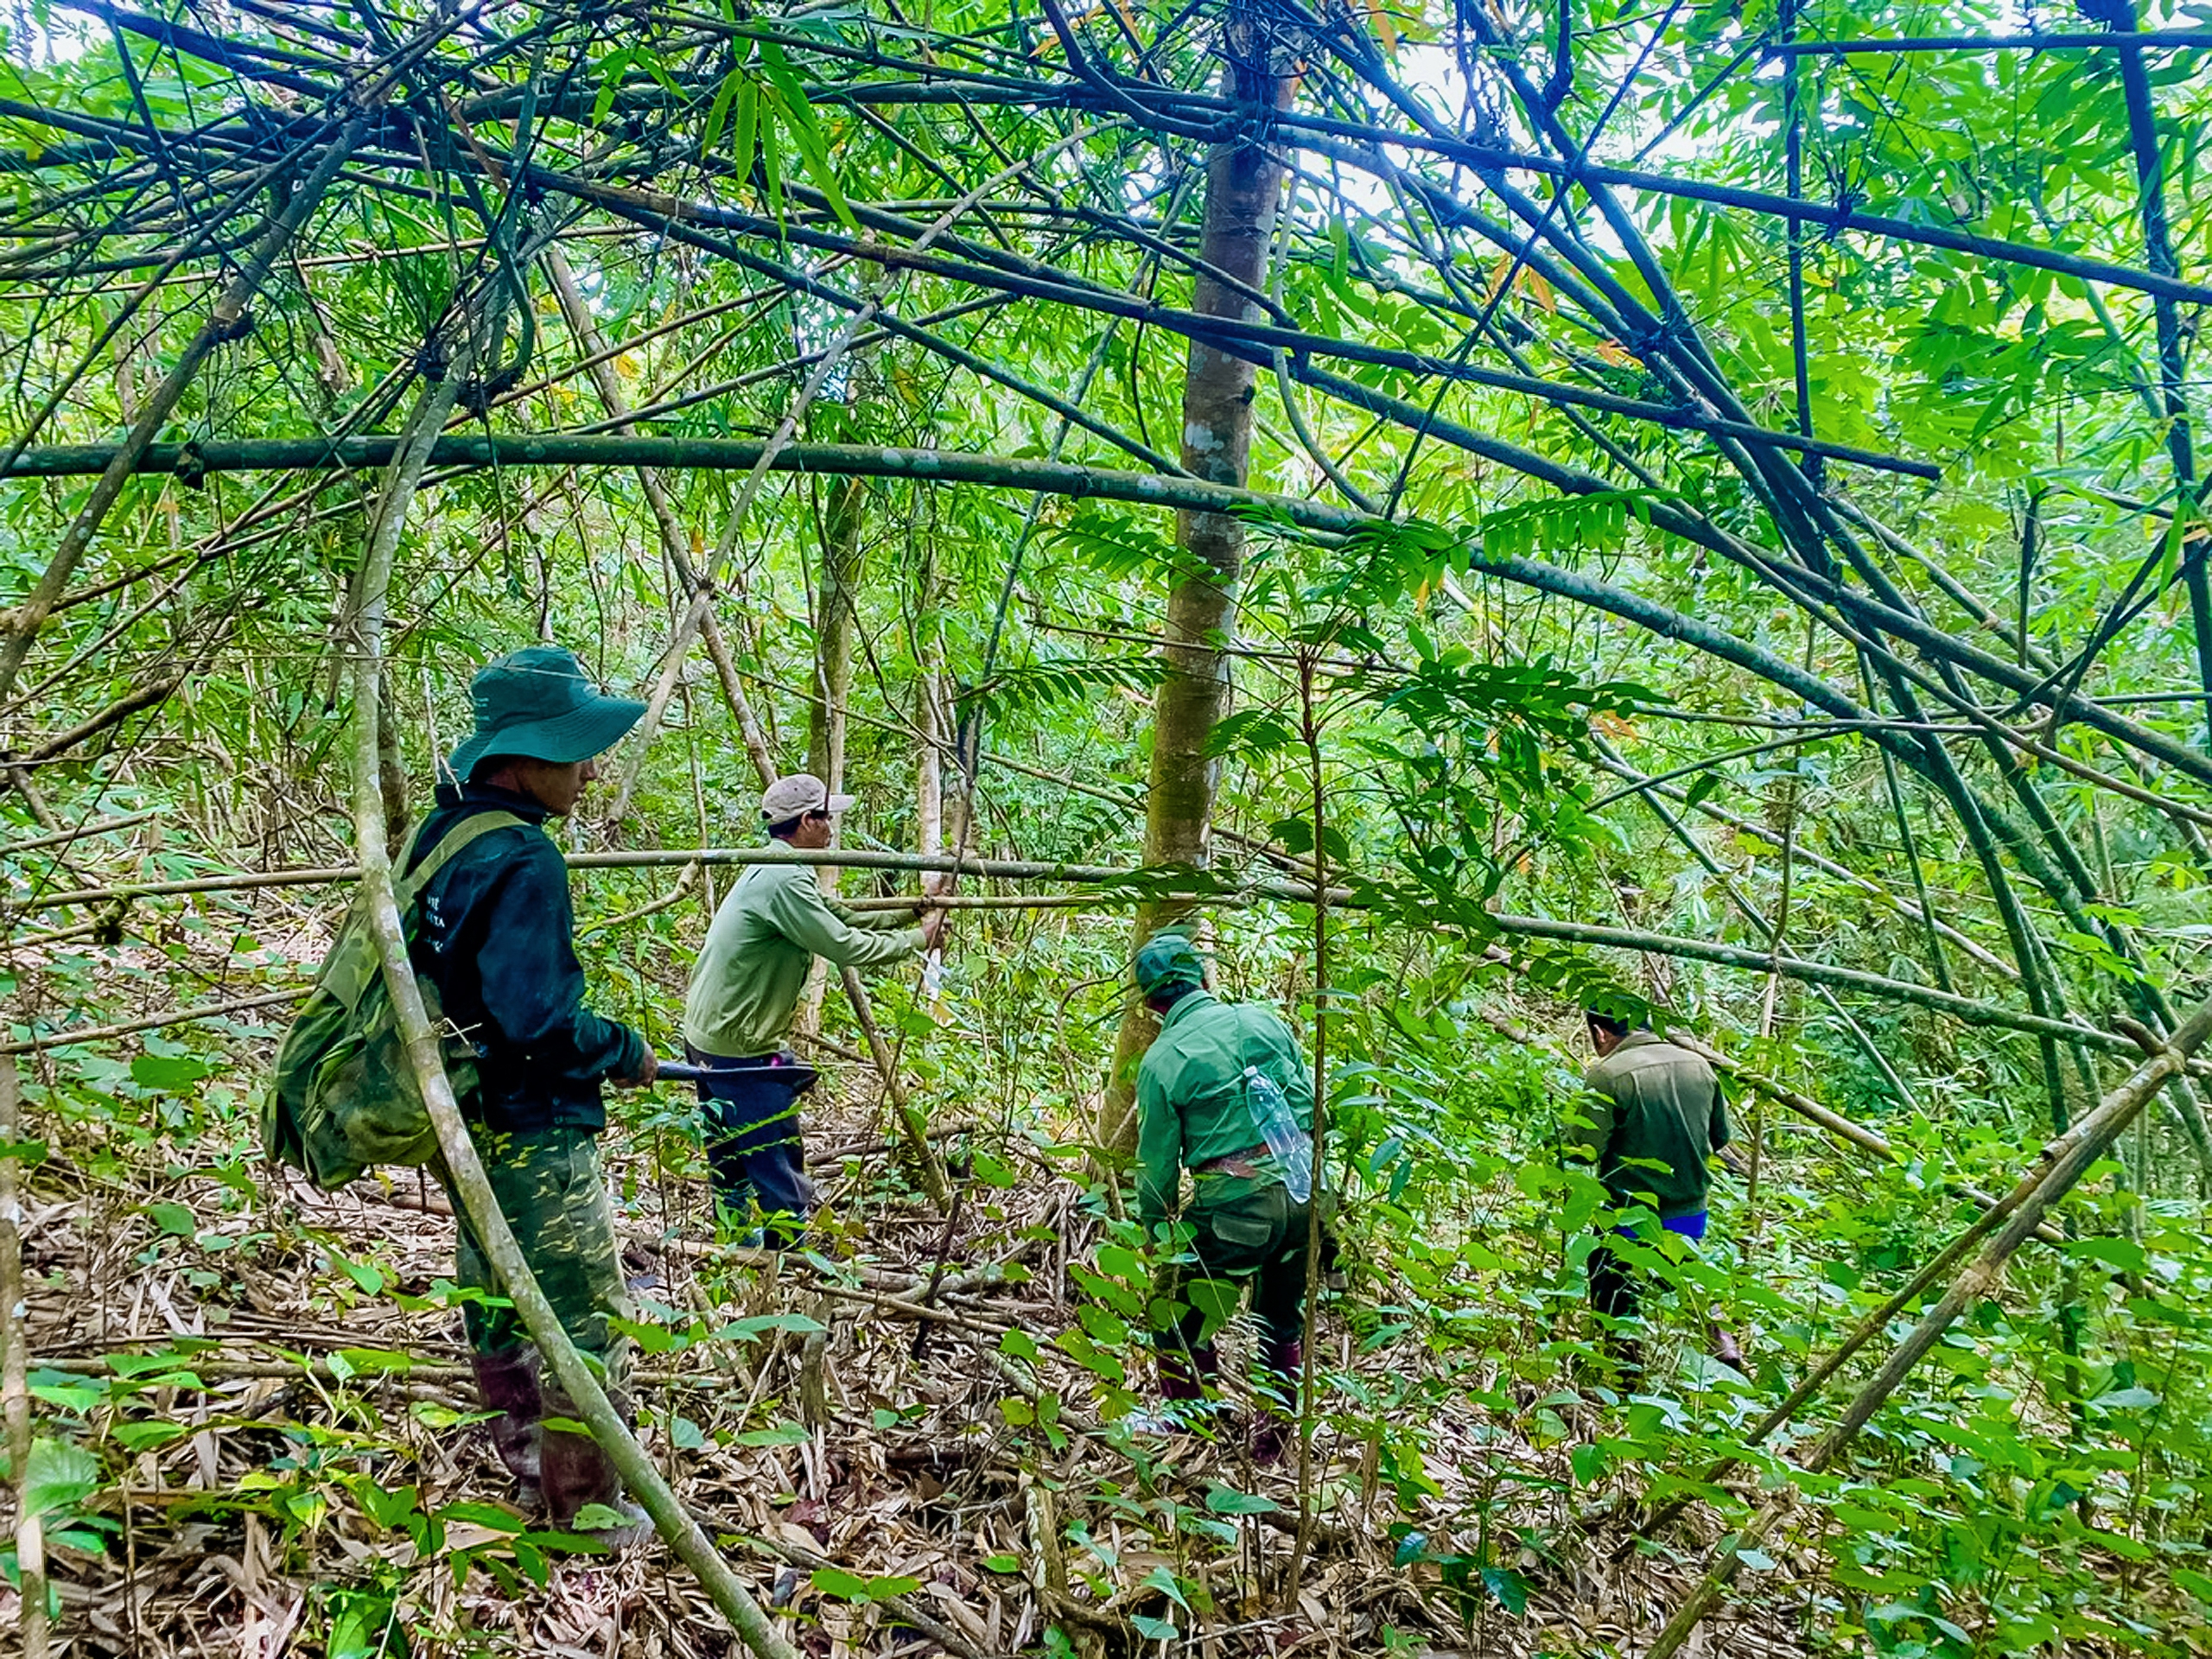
xmin=376 ymin=692 xmax=410 ymax=856
xmin=798 ymin=478 xmax=866 ymax=1037
xmin=808 ymin=476 xmax=865 ymax=817
xmin=1099 ymin=36 xmax=1289 ymax=1154
xmin=915 ymin=536 xmax=949 ymax=884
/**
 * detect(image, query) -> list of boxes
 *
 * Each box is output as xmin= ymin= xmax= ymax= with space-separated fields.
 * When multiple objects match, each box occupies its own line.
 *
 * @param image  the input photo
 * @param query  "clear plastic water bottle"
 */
xmin=1243 ymin=1065 xmax=1313 ymax=1203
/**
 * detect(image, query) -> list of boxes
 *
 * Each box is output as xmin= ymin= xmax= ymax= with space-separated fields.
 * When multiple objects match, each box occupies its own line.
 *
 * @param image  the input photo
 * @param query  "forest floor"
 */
xmin=20 ymin=1038 xmax=1815 ymax=1658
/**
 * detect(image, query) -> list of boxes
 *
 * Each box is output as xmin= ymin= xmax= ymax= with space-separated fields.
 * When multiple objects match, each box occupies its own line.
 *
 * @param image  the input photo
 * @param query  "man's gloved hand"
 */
xmin=613 ymin=1050 xmax=660 ymax=1089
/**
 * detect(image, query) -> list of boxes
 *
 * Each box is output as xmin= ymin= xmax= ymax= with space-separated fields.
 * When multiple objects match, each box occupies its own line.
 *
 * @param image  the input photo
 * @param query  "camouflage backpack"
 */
xmin=262 ymin=811 xmax=526 ymax=1189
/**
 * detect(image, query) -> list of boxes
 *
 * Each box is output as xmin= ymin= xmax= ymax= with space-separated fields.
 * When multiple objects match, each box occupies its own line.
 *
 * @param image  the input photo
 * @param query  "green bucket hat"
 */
xmin=447 ymin=646 xmax=646 ymax=781
xmin=1133 ymin=931 xmax=1207 ymax=996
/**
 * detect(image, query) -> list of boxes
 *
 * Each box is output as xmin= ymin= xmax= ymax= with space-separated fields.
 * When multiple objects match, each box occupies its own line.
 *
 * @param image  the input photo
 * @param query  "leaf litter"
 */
xmin=22 ymin=1034 xmax=1821 ymax=1658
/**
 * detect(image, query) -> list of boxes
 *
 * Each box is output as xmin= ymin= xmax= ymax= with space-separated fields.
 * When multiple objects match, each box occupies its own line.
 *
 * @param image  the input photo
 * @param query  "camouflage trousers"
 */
xmin=438 ymin=1124 xmax=632 ymax=1390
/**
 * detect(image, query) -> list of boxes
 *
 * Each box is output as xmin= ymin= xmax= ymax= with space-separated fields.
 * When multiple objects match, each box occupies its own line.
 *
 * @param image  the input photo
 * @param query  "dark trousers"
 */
xmin=1589 ymin=1209 xmax=1709 ymax=1326
xmin=687 ymin=1043 xmax=813 ymax=1240
xmin=1156 ymin=1179 xmax=1313 ymax=1398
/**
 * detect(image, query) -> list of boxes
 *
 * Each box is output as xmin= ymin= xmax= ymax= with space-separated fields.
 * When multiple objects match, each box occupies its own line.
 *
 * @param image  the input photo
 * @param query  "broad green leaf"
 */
xmin=24 ymin=1438 xmax=99 ymax=1517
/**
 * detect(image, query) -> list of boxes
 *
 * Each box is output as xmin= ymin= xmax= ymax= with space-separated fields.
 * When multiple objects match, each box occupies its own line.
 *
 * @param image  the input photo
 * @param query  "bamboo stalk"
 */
xmin=1630 ymin=1071 xmax=2108 ymax=1547
xmin=0 ymin=848 xmax=2159 ymax=1055
xmin=0 ymin=1058 xmax=46 ymax=1659
xmin=10 ymin=845 xmax=1327 ymax=907
xmin=538 ymin=248 xmax=781 ymax=798
xmin=1586 ymin=750 xmax=2016 ymax=979
xmin=846 ymin=892 xmax=1123 ymax=910
xmin=1773 ymin=27 xmax=2212 ymax=54
xmin=1664 ymin=1030 xmax=2063 ymax=1244
xmin=0 ymin=987 xmax=308 ymax=1056
xmin=0 ymin=434 xmax=1368 ymax=532
xmin=837 ymin=963 xmax=951 ymax=1209
xmin=0 ymin=809 xmax=161 ymax=858
xmin=531 ymin=166 xmax=1940 ymax=480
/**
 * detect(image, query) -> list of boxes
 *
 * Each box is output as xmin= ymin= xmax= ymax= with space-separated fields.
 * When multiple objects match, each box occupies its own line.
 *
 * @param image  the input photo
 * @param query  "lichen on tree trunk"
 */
xmin=1101 ymin=28 xmax=1289 ymax=1155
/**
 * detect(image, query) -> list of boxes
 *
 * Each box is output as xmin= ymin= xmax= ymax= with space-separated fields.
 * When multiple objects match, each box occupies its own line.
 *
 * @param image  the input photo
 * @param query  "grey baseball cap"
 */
xmin=760 ymin=772 xmax=857 ymax=822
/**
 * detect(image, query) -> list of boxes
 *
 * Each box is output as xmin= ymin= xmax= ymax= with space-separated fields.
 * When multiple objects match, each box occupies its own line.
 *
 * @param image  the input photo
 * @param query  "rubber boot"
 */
xmin=1126 ymin=1341 xmax=1218 ymax=1436
xmin=470 ymin=1350 xmax=543 ymax=1490
xmin=538 ymin=1384 xmax=652 ymax=1548
xmin=1712 ymin=1325 xmax=1748 ymax=1376
xmin=1159 ymin=1339 xmax=1218 ymax=1402
xmin=1252 ymin=1339 xmax=1301 ymax=1467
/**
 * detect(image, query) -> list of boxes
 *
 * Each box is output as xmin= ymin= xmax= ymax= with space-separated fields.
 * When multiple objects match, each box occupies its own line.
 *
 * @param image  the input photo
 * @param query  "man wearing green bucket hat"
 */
xmin=1129 ymin=930 xmax=1316 ymax=1464
xmin=408 ymin=645 xmax=657 ymax=1541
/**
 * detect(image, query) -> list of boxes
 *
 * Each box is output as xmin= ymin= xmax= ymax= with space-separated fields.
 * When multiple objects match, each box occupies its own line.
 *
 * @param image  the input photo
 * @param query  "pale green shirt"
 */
xmin=682 ymin=858 xmax=925 ymax=1058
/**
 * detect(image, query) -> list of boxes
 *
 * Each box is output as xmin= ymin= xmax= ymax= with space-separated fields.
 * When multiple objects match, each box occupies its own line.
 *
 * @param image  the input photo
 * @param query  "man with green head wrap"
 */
xmin=410 ymin=645 xmax=657 ymax=1541
xmin=1129 ymin=931 xmax=1316 ymax=1463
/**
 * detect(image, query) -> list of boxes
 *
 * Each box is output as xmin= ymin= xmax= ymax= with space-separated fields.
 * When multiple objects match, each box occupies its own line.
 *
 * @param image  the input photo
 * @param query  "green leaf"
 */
xmin=590 ymin=46 xmax=637 ymax=127
xmin=105 ymin=1349 xmax=205 ymax=1379
xmin=983 ymin=1552 xmax=1022 ymax=1573
xmin=570 ymin=1502 xmax=639 ymax=1532
xmin=670 ymin=1416 xmax=708 ymax=1451
xmin=609 ymin=1314 xmax=688 ymax=1354
xmin=111 ymin=1421 xmax=187 ymax=1452
xmin=410 ymin=1401 xmax=481 ymax=1429
xmin=810 ymin=1567 xmax=920 ymax=1605
xmin=357 ymin=1481 xmax=418 ymax=1530
xmin=2069 ymin=1236 xmax=2149 ymax=1273
xmin=334 ymin=1255 xmax=385 ymax=1295
xmin=757 ymin=43 xmax=855 ymax=230
xmin=145 ymin=1202 xmax=195 ymax=1236
xmin=1480 ymin=1565 xmax=1529 ymax=1618
xmin=810 ymin=1567 xmax=872 ymax=1602
xmin=733 ymin=1420 xmax=810 ymax=1446
xmin=701 ymin=65 xmax=746 ymax=155
xmin=24 ymin=1437 xmax=99 ymax=1517
xmin=715 ymin=1313 xmax=828 ymax=1343
xmin=434 ymin=1501 xmax=528 ymax=1532
xmin=1130 ymin=1614 xmax=1179 ymax=1640
xmin=2091 ymin=1386 xmax=2161 ymax=1411
xmin=732 ymin=75 xmax=758 ymax=177
xmin=130 ymin=1052 xmax=209 ymax=1091
xmin=1204 ymin=1483 xmax=1278 ymax=1516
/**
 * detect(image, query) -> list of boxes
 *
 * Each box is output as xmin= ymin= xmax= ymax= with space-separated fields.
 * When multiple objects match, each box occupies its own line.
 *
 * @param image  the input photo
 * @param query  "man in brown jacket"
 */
xmin=1571 ymin=1007 xmax=1744 ymax=1373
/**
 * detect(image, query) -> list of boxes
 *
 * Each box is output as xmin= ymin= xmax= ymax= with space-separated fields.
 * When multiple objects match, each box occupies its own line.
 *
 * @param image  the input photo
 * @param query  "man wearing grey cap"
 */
xmin=680 ymin=772 xmax=943 ymax=1240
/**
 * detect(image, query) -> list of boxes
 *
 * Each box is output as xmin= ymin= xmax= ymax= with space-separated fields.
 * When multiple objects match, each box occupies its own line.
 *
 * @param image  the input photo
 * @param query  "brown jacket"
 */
xmin=1571 ymin=1031 xmax=1730 ymax=1219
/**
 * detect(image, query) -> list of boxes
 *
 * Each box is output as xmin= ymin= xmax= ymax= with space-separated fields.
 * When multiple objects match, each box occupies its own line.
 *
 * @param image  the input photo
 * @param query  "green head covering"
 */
xmin=1133 ymin=931 xmax=1207 ymax=997
xmin=447 ymin=645 xmax=646 ymax=781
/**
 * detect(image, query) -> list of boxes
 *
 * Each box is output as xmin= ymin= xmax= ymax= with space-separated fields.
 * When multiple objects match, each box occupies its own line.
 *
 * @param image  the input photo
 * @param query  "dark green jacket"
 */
xmin=1135 ymin=990 xmax=1313 ymax=1229
xmin=406 ymin=784 xmax=646 ymax=1135
xmin=1569 ymin=1030 xmax=1729 ymax=1220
